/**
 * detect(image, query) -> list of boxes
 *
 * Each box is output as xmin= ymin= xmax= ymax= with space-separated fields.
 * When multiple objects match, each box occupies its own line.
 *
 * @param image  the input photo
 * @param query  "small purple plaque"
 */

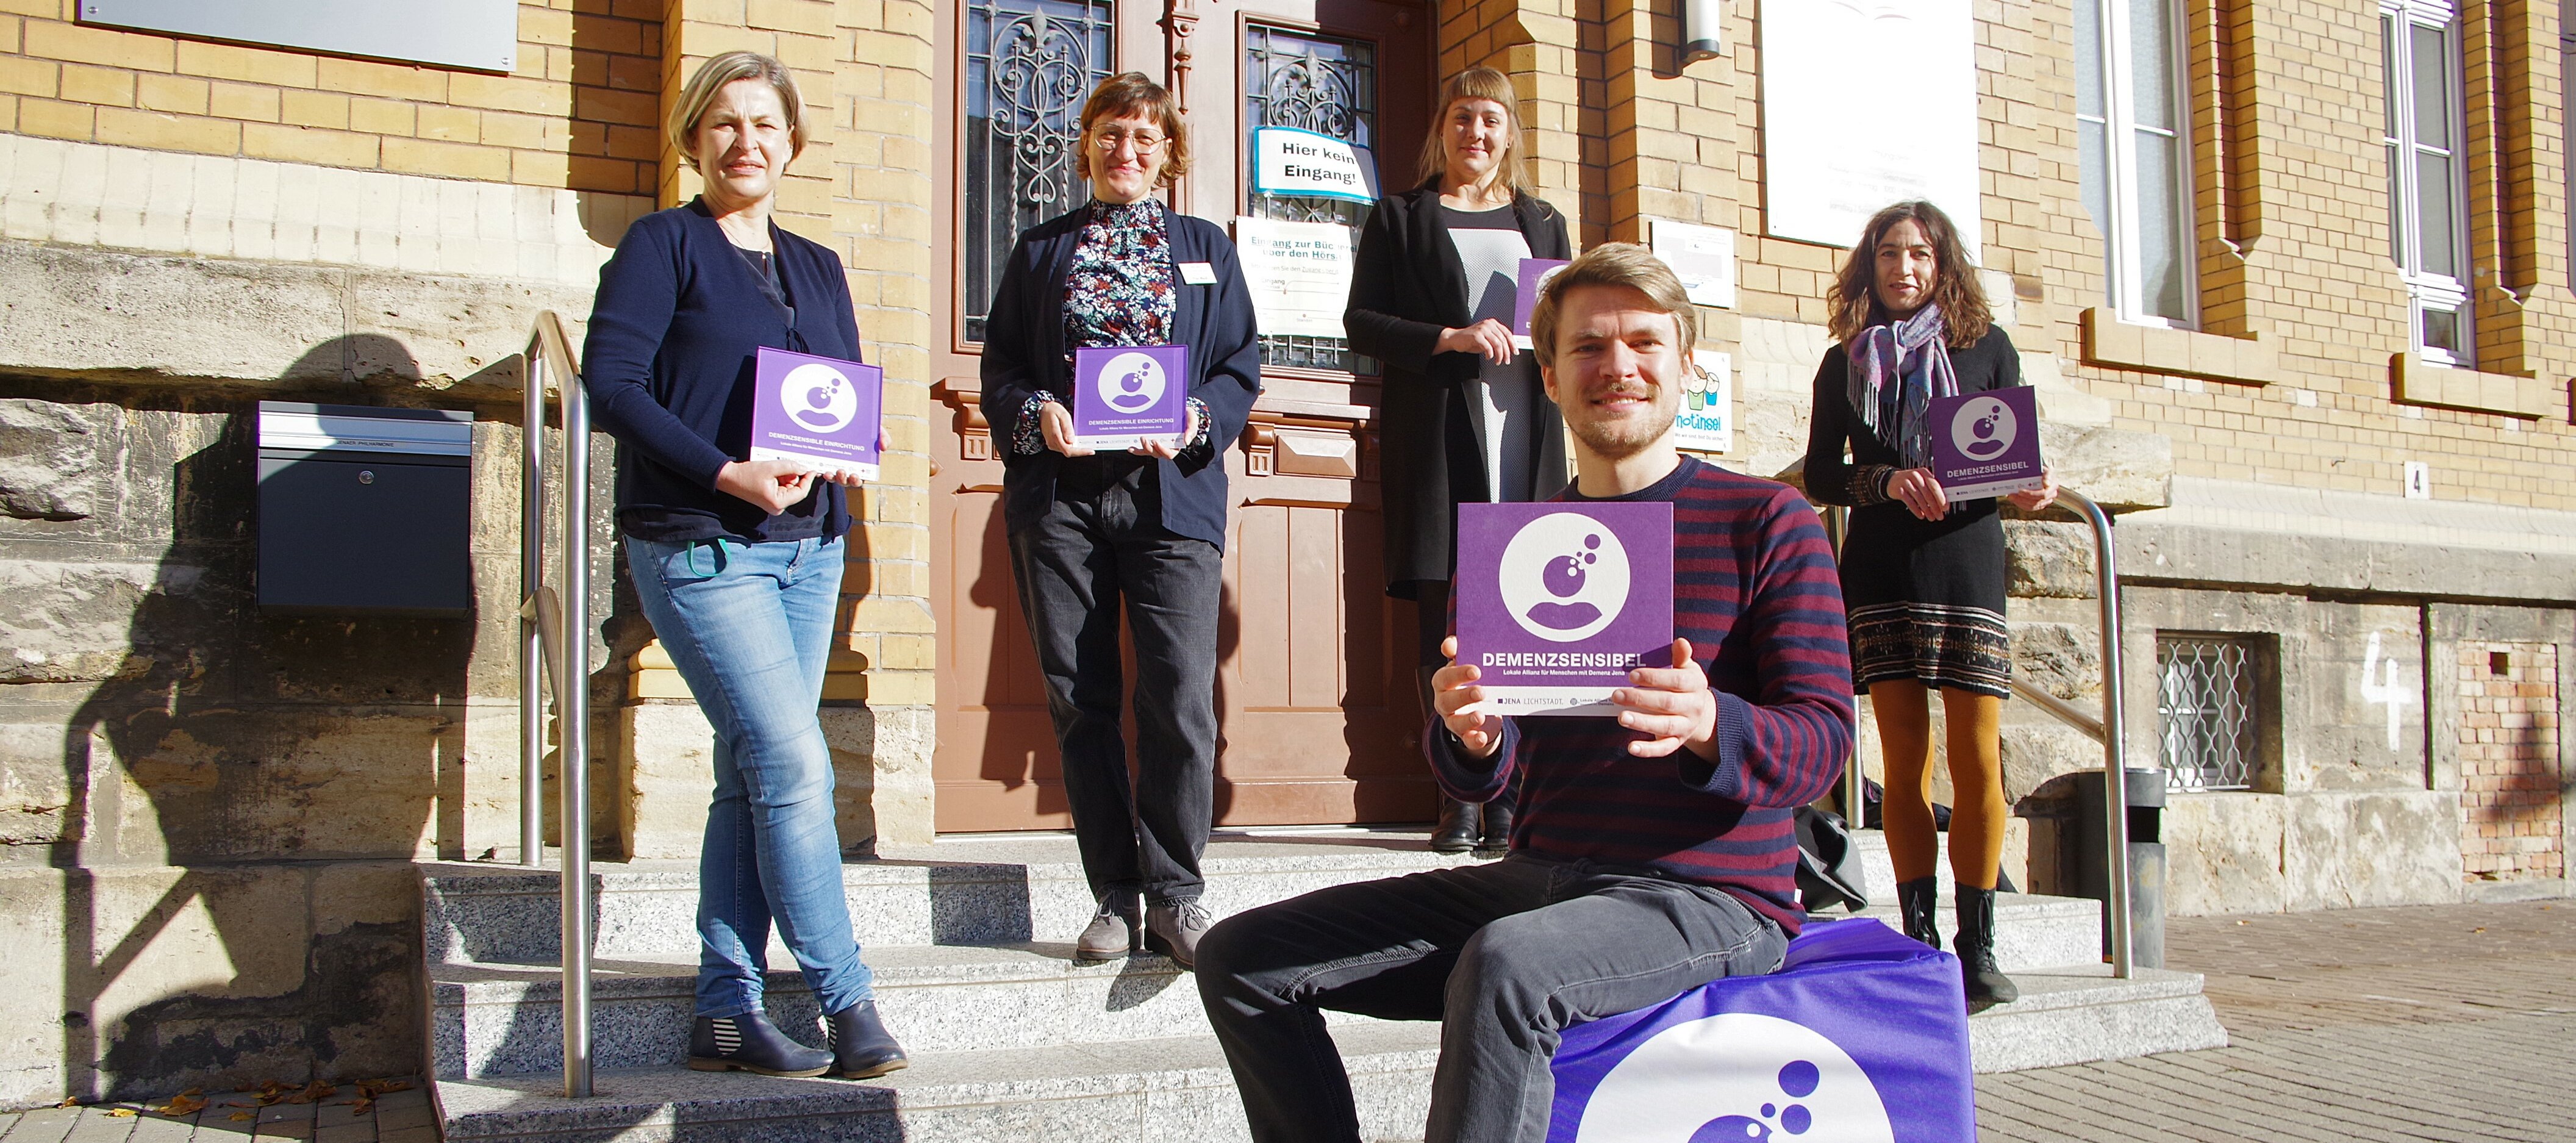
xmin=1072 ymin=344 xmax=1190 ymax=449
xmin=1928 ymin=385 xmax=2044 ymax=500
xmin=1512 ymin=257 xmax=1573 ymax=343
xmin=749 ymin=346 xmax=882 ymax=480
xmin=1454 ymin=501 xmax=1675 ymax=716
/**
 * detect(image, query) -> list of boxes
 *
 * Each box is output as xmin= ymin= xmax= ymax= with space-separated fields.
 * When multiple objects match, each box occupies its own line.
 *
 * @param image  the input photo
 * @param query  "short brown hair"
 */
xmin=1826 ymin=199 xmax=1992 ymax=349
xmin=667 ymin=51 xmax=807 ymax=169
xmin=1079 ymin=72 xmax=1190 ymax=187
xmin=1530 ymin=243 xmax=1698 ymax=364
xmin=1413 ymin=66 xmax=1523 ymax=196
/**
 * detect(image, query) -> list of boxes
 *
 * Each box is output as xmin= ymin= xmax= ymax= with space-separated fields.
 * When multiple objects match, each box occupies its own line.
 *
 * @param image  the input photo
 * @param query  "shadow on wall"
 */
xmin=47 ymin=335 xmax=468 ymax=1102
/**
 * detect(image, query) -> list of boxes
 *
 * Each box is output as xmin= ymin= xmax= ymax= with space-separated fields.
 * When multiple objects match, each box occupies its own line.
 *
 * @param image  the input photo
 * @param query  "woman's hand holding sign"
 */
xmin=1433 ymin=635 xmax=1506 ymax=759
xmin=1884 ymin=467 xmax=1949 ymax=521
xmin=2005 ymin=464 xmax=2058 ymax=512
xmin=715 ymin=459 xmax=816 ymax=515
xmin=1040 ymin=401 xmax=1094 ymax=457
xmin=1129 ymin=403 xmax=1202 ymax=459
xmin=1612 ymin=639 xmax=1719 ymax=759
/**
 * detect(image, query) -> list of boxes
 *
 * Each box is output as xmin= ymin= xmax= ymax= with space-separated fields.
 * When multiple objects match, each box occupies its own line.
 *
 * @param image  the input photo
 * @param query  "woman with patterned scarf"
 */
xmin=1801 ymin=200 xmax=2057 ymax=1006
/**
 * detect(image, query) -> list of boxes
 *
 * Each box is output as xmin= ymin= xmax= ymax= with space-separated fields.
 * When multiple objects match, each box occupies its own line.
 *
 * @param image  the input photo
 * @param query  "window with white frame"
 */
xmin=2075 ymin=0 xmax=2197 ymax=326
xmin=2382 ymin=0 xmax=2474 ymax=364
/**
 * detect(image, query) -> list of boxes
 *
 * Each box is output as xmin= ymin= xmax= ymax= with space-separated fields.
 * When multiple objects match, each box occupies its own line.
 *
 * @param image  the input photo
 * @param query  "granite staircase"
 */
xmin=419 ymin=829 xmax=2225 ymax=1142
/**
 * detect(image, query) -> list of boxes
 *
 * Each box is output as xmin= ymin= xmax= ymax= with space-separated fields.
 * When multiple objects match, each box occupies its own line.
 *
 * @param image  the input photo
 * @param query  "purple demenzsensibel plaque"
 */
xmin=1072 ymin=344 xmax=1190 ymax=450
xmin=748 ymin=346 xmax=883 ymax=481
xmin=1454 ymin=501 xmax=1675 ymax=716
xmin=1511 ymin=257 xmax=1573 ymax=342
xmin=1928 ymin=385 xmax=2045 ymax=500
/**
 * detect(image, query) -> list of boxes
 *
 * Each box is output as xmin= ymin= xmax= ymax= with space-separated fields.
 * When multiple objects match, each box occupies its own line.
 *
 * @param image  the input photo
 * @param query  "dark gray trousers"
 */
xmin=1005 ymin=456 xmax=1222 ymax=905
xmin=1195 ymin=855 xmax=1788 ymax=1143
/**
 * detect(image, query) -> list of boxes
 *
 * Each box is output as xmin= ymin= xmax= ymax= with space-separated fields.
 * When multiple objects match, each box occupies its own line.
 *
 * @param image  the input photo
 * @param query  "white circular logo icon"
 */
xmin=1949 ymin=394 xmax=2016 ymax=460
xmin=1100 ymin=351 xmax=1168 ymax=414
xmin=1573 ymin=1012 xmax=1895 ymax=1143
xmin=1498 ymin=512 xmax=1631 ymax=643
xmin=781 ymin=362 xmax=857 ymax=433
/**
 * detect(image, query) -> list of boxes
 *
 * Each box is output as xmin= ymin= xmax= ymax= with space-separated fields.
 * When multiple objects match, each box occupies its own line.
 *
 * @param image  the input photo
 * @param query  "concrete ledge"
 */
xmin=2389 ymin=352 xmax=2561 ymax=420
xmin=2080 ymin=308 xmax=2281 ymax=386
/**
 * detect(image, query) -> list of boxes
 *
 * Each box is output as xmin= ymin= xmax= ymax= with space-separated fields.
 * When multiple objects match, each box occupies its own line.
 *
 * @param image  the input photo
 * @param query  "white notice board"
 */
xmin=1650 ymin=219 xmax=1737 ymax=309
xmin=1759 ymin=0 xmax=1981 ymax=256
xmin=1234 ymin=217 xmax=1358 ymax=339
xmin=1250 ymin=128 xmax=1381 ymax=205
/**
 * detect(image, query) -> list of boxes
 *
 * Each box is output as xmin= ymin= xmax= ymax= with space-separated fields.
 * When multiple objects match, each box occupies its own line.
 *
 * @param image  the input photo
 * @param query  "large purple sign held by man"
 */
xmin=1195 ymin=243 xmax=1856 ymax=1143
xmin=1456 ymin=501 xmax=1675 ymax=715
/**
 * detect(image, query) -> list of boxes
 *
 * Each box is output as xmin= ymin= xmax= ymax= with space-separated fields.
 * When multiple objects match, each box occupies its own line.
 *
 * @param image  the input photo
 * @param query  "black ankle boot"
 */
xmin=1952 ymin=883 xmax=2019 ymax=1005
xmin=1895 ymin=878 xmax=1941 ymax=948
xmin=1474 ymin=795 xmax=1513 ymax=858
xmin=825 ymin=1000 xmax=910 ymax=1079
xmin=1430 ymin=796 xmax=1479 ymax=853
xmin=688 ymin=1012 xmax=832 ymax=1077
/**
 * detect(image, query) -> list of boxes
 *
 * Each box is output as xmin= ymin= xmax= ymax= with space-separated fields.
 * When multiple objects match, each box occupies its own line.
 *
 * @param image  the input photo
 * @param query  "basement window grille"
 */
xmin=2157 ymin=634 xmax=2258 ymax=791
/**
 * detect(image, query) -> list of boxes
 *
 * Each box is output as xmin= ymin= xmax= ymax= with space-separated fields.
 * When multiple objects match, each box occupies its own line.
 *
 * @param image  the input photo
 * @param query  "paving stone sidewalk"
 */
xmin=1978 ymin=898 xmax=2576 ymax=1142
xmin=0 ymin=1080 xmax=434 ymax=1142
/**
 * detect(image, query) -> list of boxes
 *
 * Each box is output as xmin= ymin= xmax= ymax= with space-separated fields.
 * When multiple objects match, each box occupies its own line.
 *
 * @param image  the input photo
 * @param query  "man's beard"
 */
xmin=1566 ymin=385 xmax=1675 ymax=460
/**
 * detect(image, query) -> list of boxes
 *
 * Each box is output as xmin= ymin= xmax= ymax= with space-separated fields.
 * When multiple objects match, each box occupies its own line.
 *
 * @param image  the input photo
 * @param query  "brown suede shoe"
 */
xmin=1143 ymin=899 xmax=1213 ymax=969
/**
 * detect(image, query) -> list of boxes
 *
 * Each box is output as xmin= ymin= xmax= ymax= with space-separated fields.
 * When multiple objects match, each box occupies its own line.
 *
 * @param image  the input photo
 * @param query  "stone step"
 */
xmin=429 ymin=969 xmax=2225 ymax=1142
xmin=432 ymin=1022 xmax=1445 ymax=1143
xmin=421 ymin=830 xmax=1491 ymax=966
xmin=430 ymin=891 xmax=2098 ymax=1080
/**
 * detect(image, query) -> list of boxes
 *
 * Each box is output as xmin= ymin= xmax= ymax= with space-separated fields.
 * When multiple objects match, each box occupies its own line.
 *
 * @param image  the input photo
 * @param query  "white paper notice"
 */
xmin=1677 ymin=349 xmax=1733 ymax=455
xmin=1234 ymin=216 xmax=1358 ymax=340
xmin=1759 ymin=0 xmax=1981 ymax=256
xmin=1250 ymin=127 xmax=1380 ymax=204
xmin=1650 ymin=219 xmax=1738 ymax=310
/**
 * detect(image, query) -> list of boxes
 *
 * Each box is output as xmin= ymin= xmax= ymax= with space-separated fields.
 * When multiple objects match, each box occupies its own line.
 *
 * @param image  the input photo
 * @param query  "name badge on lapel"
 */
xmin=1177 ymin=261 xmax=1218 ymax=285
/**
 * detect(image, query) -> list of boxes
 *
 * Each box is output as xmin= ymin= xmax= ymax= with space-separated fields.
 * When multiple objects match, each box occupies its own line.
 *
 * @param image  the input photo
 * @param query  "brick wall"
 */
xmin=2458 ymin=641 xmax=2564 ymax=881
xmin=0 ymin=0 xmax=662 ymax=195
xmin=1525 ymin=0 xmax=2576 ymax=510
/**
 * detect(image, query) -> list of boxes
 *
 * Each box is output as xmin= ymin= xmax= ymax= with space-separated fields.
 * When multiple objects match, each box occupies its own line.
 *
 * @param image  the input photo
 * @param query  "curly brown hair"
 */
xmin=1825 ymin=200 xmax=1991 ymax=349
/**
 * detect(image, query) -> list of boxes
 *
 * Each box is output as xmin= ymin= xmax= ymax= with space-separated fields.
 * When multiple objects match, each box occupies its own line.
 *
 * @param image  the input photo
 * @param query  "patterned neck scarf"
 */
xmin=1844 ymin=303 xmax=1958 ymax=468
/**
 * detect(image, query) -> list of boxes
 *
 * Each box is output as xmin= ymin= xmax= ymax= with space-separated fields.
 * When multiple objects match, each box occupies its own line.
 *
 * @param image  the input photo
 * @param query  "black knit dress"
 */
xmin=1801 ymin=326 xmax=2022 ymax=698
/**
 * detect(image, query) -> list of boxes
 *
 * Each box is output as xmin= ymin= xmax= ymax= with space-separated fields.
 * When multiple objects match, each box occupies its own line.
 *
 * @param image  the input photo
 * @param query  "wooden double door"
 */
xmin=926 ymin=0 xmax=1439 ymax=831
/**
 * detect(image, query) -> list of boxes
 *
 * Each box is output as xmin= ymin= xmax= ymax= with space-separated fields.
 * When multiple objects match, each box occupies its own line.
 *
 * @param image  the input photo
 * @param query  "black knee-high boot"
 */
xmin=1953 ymin=883 xmax=2019 ymax=1005
xmin=1896 ymin=878 xmax=1941 ymax=948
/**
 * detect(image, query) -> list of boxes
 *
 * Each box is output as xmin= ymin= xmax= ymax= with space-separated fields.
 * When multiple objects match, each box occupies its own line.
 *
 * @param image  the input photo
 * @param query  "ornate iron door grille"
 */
xmin=964 ymin=0 xmax=1115 ymax=344
xmin=2156 ymin=634 xmax=2258 ymax=791
xmin=1245 ymin=24 xmax=1377 ymax=373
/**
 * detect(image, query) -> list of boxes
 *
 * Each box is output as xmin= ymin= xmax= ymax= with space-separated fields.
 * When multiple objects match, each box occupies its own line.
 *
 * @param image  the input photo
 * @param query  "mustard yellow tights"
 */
xmin=1869 ymin=679 xmax=2007 ymax=889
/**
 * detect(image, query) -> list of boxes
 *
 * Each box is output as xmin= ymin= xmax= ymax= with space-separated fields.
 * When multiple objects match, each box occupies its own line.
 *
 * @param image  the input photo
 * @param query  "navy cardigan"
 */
xmin=582 ymin=199 xmax=863 ymax=543
xmin=981 ymin=202 xmax=1262 ymax=550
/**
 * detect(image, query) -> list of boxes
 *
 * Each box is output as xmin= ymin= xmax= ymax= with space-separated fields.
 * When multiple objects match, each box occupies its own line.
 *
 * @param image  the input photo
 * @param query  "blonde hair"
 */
xmin=1079 ymin=72 xmax=1192 ymax=188
xmin=1529 ymin=243 xmax=1698 ymax=363
xmin=667 ymin=51 xmax=808 ymax=170
xmin=1413 ymin=66 xmax=1523 ymax=198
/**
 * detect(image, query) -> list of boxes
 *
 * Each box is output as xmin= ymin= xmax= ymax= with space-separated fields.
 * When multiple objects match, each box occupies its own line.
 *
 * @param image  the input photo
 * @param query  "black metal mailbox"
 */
xmin=256 ymin=401 xmax=475 ymax=615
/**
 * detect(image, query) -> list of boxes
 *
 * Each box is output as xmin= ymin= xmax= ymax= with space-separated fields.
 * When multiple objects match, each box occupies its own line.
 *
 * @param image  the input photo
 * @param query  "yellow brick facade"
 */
xmin=1450 ymin=0 xmax=2574 ymax=509
xmin=0 ymin=1 xmax=664 ymax=194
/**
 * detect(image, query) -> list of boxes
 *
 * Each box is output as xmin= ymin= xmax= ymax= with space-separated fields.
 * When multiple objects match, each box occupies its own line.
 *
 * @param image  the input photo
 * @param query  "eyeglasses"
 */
xmin=1091 ymin=128 xmax=1166 ymax=153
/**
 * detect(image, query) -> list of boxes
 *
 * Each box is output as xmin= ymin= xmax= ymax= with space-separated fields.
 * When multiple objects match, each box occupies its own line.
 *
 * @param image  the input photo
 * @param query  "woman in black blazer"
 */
xmin=1344 ymin=66 xmax=1570 ymax=855
xmin=981 ymin=72 xmax=1262 ymax=969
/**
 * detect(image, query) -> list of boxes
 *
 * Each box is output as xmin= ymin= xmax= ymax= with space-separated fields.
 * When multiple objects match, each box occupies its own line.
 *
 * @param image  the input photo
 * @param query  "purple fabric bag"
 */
xmin=1547 ymin=917 xmax=1975 ymax=1142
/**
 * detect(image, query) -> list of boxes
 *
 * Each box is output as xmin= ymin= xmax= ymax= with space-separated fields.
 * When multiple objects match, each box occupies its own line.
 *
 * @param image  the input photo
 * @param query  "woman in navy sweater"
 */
xmin=581 ymin=51 xmax=905 ymax=1079
xmin=981 ymin=73 xmax=1262 ymax=969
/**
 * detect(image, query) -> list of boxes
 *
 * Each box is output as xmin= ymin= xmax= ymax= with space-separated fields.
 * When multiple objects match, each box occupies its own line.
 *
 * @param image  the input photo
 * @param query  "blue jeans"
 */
xmin=626 ymin=534 xmax=873 ymax=1019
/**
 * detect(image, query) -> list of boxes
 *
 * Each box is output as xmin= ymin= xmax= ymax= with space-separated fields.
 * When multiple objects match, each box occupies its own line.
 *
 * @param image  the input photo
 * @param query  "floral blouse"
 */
xmin=1013 ymin=198 xmax=1212 ymax=455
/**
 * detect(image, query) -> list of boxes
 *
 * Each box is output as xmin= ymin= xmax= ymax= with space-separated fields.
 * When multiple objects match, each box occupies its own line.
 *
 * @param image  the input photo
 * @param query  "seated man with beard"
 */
xmin=1193 ymin=243 xmax=1856 ymax=1143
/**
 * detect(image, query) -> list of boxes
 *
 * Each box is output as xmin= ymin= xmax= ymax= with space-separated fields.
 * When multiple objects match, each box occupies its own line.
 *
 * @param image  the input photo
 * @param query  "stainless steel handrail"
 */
xmin=1823 ymin=489 xmax=2136 ymax=980
xmin=2058 ymin=487 xmax=2134 ymax=980
xmin=519 ymin=311 xmax=595 ymax=1097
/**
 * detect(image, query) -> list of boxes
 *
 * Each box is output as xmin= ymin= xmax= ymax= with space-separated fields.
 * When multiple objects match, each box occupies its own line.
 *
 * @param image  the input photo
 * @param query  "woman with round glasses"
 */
xmin=981 ymin=72 xmax=1262 ymax=969
xmin=1345 ymin=66 xmax=1570 ymax=855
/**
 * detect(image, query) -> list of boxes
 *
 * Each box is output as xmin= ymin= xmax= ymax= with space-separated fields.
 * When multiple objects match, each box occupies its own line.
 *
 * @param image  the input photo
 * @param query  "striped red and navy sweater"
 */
xmin=1428 ymin=455 xmax=1856 ymax=934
